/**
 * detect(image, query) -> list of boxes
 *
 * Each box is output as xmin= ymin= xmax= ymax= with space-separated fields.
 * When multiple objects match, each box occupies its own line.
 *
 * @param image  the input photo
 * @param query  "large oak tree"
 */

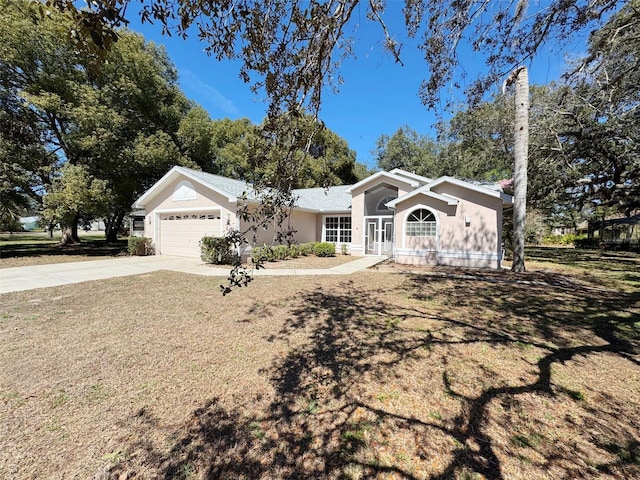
xmin=1 ymin=0 xmax=193 ymax=241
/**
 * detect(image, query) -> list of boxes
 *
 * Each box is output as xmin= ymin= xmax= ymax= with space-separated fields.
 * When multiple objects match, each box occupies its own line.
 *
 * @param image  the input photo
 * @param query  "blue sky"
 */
xmin=126 ymin=3 xmax=588 ymax=169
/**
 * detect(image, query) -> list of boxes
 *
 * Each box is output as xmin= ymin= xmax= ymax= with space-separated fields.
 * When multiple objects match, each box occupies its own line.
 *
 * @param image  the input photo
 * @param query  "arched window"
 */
xmin=172 ymin=180 xmax=197 ymax=201
xmin=377 ymin=195 xmax=396 ymax=212
xmin=406 ymin=208 xmax=436 ymax=237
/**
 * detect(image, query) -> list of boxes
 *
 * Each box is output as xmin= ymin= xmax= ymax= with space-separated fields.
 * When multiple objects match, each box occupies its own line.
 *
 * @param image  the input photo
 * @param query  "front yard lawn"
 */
xmin=0 ymin=232 xmax=127 ymax=268
xmin=1 ymin=250 xmax=638 ymax=479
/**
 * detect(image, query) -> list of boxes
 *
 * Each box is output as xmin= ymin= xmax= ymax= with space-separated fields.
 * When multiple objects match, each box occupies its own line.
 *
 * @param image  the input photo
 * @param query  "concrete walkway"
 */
xmin=0 ymin=255 xmax=388 ymax=294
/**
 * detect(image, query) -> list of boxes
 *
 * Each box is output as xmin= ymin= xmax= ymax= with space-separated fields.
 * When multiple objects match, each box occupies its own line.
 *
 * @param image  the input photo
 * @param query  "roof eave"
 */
xmin=133 ymin=166 xmax=238 ymax=208
xmin=345 ymin=171 xmax=418 ymax=193
xmin=317 ymin=209 xmax=352 ymax=214
xmin=385 ymin=189 xmax=459 ymax=208
xmin=428 ymin=176 xmax=513 ymax=203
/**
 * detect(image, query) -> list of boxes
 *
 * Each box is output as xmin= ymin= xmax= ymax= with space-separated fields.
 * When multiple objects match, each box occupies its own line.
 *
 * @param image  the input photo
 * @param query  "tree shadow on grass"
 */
xmin=0 ymin=239 xmax=128 ymax=259
xmin=525 ymin=246 xmax=640 ymax=273
xmin=107 ymin=270 xmax=639 ymax=479
xmin=406 ymin=270 xmax=639 ymax=478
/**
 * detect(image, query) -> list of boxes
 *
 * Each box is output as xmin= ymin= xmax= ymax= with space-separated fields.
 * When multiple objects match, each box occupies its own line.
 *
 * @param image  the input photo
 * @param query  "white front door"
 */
xmin=364 ymin=216 xmax=393 ymax=255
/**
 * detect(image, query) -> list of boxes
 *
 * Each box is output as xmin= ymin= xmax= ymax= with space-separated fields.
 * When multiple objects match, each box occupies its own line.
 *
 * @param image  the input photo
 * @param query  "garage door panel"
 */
xmin=160 ymin=213 xmax=221 ymax=257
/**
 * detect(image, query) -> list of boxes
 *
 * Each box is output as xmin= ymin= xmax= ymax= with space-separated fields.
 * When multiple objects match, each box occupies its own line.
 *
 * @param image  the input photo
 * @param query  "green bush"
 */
xmin=200 ymin=236 xmax=237 ymax=264
xmin=252 ymin=242 xmax=337 ymax=262
xmin=574 ymin=237 xmax=601 ymax=249
xmin=299 ymin=243 xmax=314 ymax=256
xmin=542 ymin=233 xmax=584 ymax=246
xmin=251 ymin=246 xmax=274 ymax=263
xmin=272 ymin=244 xmax=289 ymax=260
xmin=289 ymin=244 xmax=300 ymax=258
xmin=340 ymin=243 xmax=349 ymax=255
xmin=313 ymin=242 xmax=336 ymax=257
xmin=128 ymin=236 xmax=154 ymax=256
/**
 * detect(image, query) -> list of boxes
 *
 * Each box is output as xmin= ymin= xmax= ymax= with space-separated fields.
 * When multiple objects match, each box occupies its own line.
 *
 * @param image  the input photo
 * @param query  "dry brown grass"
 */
xmin=1 ymin=256 xmax=639 ymax=479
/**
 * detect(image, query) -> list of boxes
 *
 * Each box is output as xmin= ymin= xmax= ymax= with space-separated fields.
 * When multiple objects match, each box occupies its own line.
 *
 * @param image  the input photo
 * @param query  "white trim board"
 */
xmin=393 ymin=249 xmax=501 ymax=261
xmin=154 ymin=206 xmax=222 ymax=214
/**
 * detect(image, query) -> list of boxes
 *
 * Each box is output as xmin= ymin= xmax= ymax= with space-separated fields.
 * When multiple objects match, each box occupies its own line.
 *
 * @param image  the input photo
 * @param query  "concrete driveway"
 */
xmin=0 ymin=255 xmax=387 ymax=294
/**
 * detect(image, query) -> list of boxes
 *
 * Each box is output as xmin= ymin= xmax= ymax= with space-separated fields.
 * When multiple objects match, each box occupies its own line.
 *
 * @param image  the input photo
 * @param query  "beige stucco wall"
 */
xmin=291 ymin=210 xmax=318 ymax=243
xmin=240 ymin=208 xmax=318 ymax=246
xmin=143 ymin=176 xmax=238 ymax=253
xmin=393 ymin=185 xmax=504 ymax=268
xmin=350 ymin=192 xmax=365 ymax=256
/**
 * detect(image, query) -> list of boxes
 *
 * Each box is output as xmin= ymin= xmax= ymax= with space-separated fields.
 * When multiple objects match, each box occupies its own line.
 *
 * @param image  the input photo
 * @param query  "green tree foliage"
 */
xmin=0 ymin=90 xmax=55 ymax=220
xmin=439 ymin=95 xmax=514 ymax=181
xmin=209 ymin=117 xmax=258 ymax=179
xmin=177 ymin=106 xmax=216 ymax=168
xmin=437 ymin=84 xmax=588 ymax=219
xmin=178 ymin=111 xmax=361 ymax=188
xmin=374 ymin=126 xmax=438 ymax=177
xmin=42 ymin=164 xmax=111 ymax=243
xmin=1 ymin=0 xmax=193 ymax=241
xmin=554 ymin=2 xmax=640 ymax=216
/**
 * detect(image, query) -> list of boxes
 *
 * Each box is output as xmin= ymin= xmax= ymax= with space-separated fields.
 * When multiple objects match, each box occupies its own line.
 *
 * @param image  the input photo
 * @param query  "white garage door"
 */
xmin=160 ymin=213 xmax=221 ymax=257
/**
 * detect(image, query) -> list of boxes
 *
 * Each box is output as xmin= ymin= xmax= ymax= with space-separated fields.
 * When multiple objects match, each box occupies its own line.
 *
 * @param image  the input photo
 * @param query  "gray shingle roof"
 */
xmin=181 ymin=167 xmax=353 ymax=212
xmin=181 ymin=168 xmax=257 ymax=200
xmin=467 ymin=180 xmax=505 ymax=192
xmin=293 ymin=185 xmax=353 ymax=211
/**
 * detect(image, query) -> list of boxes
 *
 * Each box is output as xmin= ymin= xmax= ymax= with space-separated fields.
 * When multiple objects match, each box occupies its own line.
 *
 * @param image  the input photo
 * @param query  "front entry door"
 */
xmin=365 ymin=219 xmax=378 ymax=255
xmin=364 ymin=217 xmax=393 ymax=255
xmin=382 ymin=219 xmax=394 ymax=254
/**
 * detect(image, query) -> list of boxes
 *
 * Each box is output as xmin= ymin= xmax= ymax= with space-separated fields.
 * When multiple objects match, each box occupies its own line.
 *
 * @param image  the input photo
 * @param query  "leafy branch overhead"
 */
xmin=46 ymin=0 xmax=622 ymax=114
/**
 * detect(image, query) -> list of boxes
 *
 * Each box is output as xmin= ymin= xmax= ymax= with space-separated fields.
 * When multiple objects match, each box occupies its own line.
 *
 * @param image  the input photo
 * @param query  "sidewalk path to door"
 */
xmin=0 ymin=255 xmax=388 ymax=294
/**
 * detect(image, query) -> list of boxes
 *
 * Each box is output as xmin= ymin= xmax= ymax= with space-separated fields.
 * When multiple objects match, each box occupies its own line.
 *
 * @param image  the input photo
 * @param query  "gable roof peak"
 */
xmin=345 ymin=170 xmax=422 ymax=193
xmin=388 ymin=168 xmax=433 ymax=184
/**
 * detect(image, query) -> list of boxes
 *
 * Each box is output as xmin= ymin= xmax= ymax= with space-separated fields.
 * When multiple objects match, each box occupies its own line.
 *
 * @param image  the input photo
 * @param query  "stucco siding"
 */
xmin=350 ymin=193 xmax=365 ymax=256
xmin=393 ymin=187 xmax=503 ymax=268
xmin=143 ymin=175 xmax=238 ymax=255
xmin=239 ymin=209 xmax=317 ymax=246
xmin=290 ymin=211 xmax=317 ymax=243
xmin=431 ymin=183 xmax=502 ymax=259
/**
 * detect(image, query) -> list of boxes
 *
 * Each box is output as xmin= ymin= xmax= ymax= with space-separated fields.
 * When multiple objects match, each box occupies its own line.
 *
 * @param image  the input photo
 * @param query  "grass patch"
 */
xmin=511 ymin=433 xmax=544 ymax=449
xmin=1 ymin=249 xmax=638 ymax=479
xmin=0 ymin=232 xmax=128 ymax=268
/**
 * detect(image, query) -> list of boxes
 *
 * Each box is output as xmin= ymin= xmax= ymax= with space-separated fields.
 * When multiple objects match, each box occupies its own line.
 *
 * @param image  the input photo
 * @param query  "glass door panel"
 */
xmin=383 ymin=221 xmax=393 ymax=253
xmin=365 ymin=220 xmax=377 ymax=254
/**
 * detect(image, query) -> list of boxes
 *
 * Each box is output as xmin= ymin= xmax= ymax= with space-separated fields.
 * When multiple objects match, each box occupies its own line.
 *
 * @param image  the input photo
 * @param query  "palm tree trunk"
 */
xmin=510 ymin=66 xmax=529 ymax=272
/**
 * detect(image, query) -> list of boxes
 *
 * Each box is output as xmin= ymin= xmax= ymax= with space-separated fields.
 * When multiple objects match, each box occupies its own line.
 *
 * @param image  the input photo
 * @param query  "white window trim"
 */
xmin=402 ymin=205 xmax=439 ymax=250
